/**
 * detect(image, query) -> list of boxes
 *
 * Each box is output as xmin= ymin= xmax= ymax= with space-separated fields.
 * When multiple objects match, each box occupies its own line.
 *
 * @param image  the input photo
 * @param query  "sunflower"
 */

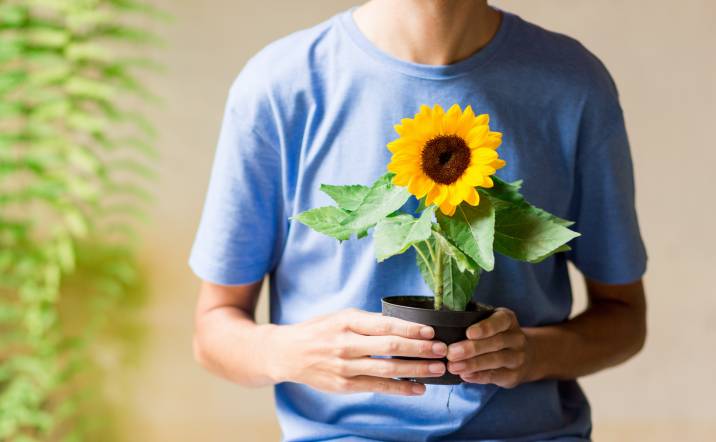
xmin=387 ymin=104 xmax=506 ymax=216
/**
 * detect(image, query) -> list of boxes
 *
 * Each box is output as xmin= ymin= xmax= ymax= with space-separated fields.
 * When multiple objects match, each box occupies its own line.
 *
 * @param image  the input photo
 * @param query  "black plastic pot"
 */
xmin=381 ymin=295 xmax=494 ymax=385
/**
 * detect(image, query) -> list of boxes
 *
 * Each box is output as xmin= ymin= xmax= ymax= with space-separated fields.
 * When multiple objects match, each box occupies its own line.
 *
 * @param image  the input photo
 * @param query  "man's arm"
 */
xmin=193 ymin=279 xmax=452 ymax=395
xmin=526 ymin=278 xmax=646 ymax=380
xmin=193 ymin=279 xmax=277 ymax=386
xmin=445 ymin=278 xmax=647 ymax=387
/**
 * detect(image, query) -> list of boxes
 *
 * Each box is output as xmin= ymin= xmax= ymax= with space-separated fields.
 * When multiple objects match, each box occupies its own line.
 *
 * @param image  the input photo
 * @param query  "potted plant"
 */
xmin=294 ymin=104 xmax=579 ymax=384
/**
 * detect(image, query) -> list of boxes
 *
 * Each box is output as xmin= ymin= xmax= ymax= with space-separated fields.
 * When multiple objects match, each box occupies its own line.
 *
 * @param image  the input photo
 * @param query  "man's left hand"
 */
xmin=446 ymin=308 xmax=535 ymax=388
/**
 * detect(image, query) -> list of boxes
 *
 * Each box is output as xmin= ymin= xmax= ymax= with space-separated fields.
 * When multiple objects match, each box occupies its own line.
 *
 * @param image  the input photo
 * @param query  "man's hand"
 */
xmin=267 ymin=308 xmax=447 ymax=396
xmin=444 ymin=279 xmax=646 ymax=388
xmin=446 ymin=308 xmax=535 ymax=388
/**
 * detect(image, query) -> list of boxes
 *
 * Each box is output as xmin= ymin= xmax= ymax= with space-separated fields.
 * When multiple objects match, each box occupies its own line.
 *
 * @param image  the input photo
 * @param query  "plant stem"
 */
xmin=425 ymin=239 xmax=437 ymax=264
xmin=414 ymin=243 xmax=435 ymax=286
xmin=433 ymin=243 xmax=443 ymax=311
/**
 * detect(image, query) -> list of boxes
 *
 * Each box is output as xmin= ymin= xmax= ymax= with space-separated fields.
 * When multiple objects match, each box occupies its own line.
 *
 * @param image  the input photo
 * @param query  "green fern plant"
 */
xmin=0 ymin=0 xmax=166 ymax=439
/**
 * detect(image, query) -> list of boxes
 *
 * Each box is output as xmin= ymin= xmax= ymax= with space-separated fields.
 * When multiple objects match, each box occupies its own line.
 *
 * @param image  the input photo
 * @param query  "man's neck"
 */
xmin=352 ymin=0 xmax=501 ymax=66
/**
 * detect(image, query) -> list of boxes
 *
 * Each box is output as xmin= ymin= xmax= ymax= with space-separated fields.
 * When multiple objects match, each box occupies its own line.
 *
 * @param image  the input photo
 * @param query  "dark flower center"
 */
xmin=420 ymin=135 xmax=471 ymax=184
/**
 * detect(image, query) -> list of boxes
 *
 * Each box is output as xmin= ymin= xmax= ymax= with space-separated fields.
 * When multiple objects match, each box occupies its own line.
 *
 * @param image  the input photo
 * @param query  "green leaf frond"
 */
xmin=0 ymin=0 xmax=165 ymax=439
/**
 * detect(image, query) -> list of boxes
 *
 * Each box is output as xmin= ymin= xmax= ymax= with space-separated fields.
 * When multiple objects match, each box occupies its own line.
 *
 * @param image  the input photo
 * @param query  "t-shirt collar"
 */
xmin=335 ymin=5 xmax=515 ymax=80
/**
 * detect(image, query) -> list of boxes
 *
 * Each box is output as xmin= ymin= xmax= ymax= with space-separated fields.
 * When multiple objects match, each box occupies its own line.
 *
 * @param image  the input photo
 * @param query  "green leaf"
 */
xmin=55 ymin=234 xmax=75 ymax=273
xmin=319 ymin=184 xmax=370 ymax=211
xmin=93 ymin=24 xmax=164 ymax=45
xmin=64 ymin=209 xmax=89 ymax=238
xmin=374 ymin=206 xmax=435 ymax=262
xmin=488 ymin=176 xmax=574 ymax=227
xmin=486 ymin=176 xmax=524 ymax=204
xmin=27 ymin=28 xmax=70 ymax=48
xmin=65 ymin=43 xmax=111 ymax=63
xmin=291 ymin=206 xmax=355 ymax=241
xmin=0 ymin=5 xmax=27 ymax=27
xmin=415 ymin=232 xmax=480 ymax=311
xmin=531 ymin=244 xmax=572 ymax=263
xmin=442 ymin=255 xmax=480 ymax=311
xmin=0 ymin=70 xmax=26 ymax=95
xmin=340 ymin=173 xmax=411 ymax=231
xmin=437 ymin=194 xmax=495 ymax=271
xmin=67 ymin=112 xmax=107 ymax=133
xmin=416 ymin=196 xmax=427 ymax=212
xmin=432 ymin=228 xmax=477 ymax=273
xmin=108 ymin=0 xmax=173 ymax=21
xmin=493 ymin=203 xmax=580 ymax=263
xmin=65 ymin=77 xmax=116 ymax=101
xmin=414 ymin=240 xmax=436 ymax=294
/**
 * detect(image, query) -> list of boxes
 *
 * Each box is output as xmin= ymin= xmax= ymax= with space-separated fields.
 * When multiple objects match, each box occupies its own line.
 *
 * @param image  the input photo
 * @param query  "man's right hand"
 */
xmin=266 ymin=308 xmax=447 ymax=396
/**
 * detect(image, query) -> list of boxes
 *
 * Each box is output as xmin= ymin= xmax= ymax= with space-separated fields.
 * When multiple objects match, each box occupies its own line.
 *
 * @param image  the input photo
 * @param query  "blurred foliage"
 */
xmin=0 ymin=0 xmax=166 ymax=439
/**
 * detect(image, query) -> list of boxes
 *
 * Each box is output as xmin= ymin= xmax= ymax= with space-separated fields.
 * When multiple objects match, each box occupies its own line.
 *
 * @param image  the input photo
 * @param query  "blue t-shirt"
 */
xmin=189 ymin=6 xmax=647 ymax=442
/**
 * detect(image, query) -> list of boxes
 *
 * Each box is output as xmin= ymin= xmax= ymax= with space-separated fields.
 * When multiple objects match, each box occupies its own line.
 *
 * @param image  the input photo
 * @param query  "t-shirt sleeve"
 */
xmin=566 ymin=62 xmax=648 ymax=284
xmin=188 ymin=69 xmax=285 ymax=286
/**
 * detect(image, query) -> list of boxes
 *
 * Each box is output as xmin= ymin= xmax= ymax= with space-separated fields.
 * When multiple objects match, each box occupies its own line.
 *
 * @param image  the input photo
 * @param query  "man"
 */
xmin=189 ymin=1 xmax=648 ymax=440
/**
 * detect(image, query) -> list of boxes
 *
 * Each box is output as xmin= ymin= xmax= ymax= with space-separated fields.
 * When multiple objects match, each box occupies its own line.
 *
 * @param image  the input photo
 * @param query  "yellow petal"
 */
xmin=455 ymin=105 xmax=476 ymax=138
xmin=462 ymin=166 xmax=484 ymax=186
xmin=422 ymin=179 xmax=435 ymax=196
xmin=470 ymin=158 xmax=497 ymax=175
xmin=442 ymin=104 xmax=462 ymax=134
xmin=388 ymin=162 xmax=419 ymax=174
xmin=447 ymin=184 xmax=465 ymax=206
xmin=424 ymin=186 xmax=437 ymax=205
xmin=391 ymin=150 xmax=421 ymax=161
xmin=392 ymin=173 xmax=410 ymax=186
xmin=471 ymin=148 xmax=499 ymax=162
xmin=387 ymin=138 xmax=414 ymax=153
xmin=387 ymin=158 xmax=417 ymax=171
xmin=424 ymin=184 xmax=438 ymax=205
xmin=465 ymin=187 xmax=480 ymax=206
xmin=458 ymin=179 xmax=473 ymax=200
xmin=431 ymin=104 xmax=445 ymax=127
xmin=490 ymin=159 xmax=506 ymax=170
xmin=467 ymin=125 xmax=489 ymax=147
xmin=408 ymin=174 xmax=433 ymax=198
xmin=387 ymin=162 xmax=401 ymax=173
xmin=439 ymin=200 xmax=456 ymax=216
xmin=394 ymin=118 xmax=419 ymax=137
xmin=483 ymin=132 xmax=503 ymax=149
xmin=417 ymin=104 xmax=432 ymax=118
xmin=475 ymin=114 xmax=489 ymax=126
xmin=480 ymin=176 xmax=494 ymax=188
xmin=429 ymin=184 xmax=449 ymax=206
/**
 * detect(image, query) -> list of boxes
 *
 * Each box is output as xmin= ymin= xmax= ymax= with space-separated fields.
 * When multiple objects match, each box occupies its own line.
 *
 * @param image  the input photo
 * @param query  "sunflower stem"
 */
xmin=424 ymin=238 xmax=437 ymax=264
xmin=414 ymin=244 xmax=436 ymax=287
xmin=433 ymin=243 xmax=443 ymax=311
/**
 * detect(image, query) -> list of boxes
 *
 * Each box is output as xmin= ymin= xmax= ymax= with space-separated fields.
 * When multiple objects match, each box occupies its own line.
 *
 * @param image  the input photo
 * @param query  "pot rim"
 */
xmin=381 ymin=295 xmax=494 ymax=328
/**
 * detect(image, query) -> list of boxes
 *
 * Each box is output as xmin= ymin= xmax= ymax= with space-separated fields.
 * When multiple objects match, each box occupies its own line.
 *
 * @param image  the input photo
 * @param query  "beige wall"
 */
xmin=127 ymin=1 xmax=716 ymax=440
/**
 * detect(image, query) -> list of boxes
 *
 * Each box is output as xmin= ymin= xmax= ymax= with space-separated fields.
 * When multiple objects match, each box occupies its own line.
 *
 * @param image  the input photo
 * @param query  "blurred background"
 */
xmin=2 ymin=0 xmax=714 ymax=441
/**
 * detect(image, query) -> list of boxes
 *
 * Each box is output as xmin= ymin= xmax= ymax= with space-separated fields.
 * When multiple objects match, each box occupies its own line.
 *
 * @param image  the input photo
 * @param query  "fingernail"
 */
xmin=450 ymin=362 xmax=466 ymax=372
xmin=467 ymin=328 xmax=480 ymax=339
xmin=411 ymin=384 xmax=425 ymax=395
xmin=429 ymin=362 xmax=445 ymax=374
xmin=449 ymin=346 xmax=464 ymax=359
xmin=420 ymin=326 xmax=434 ymax=339
xmin=432 ymin=342 xmax=447 ymax=355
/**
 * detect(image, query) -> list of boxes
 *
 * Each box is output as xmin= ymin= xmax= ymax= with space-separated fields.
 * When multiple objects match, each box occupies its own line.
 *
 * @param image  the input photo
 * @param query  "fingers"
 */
xmin=446 ymin=330 xmax=526 ymax=362
xmin=465 ymin=308 xmax=517 ymax=341
xmin=447 ymin=349 xmax=525 ymax=375
xmin=460 ymin=368 xmax=521 ymax=389
xmin=347 ymin=310 xmax=434 ymax=339
xmin=340 ymin=357 xmax=446 ymax=379
xmin=342 ymin=334 xmax=447 ymax=359
xmin=335 ymin=376 xmax=426 ymax=396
